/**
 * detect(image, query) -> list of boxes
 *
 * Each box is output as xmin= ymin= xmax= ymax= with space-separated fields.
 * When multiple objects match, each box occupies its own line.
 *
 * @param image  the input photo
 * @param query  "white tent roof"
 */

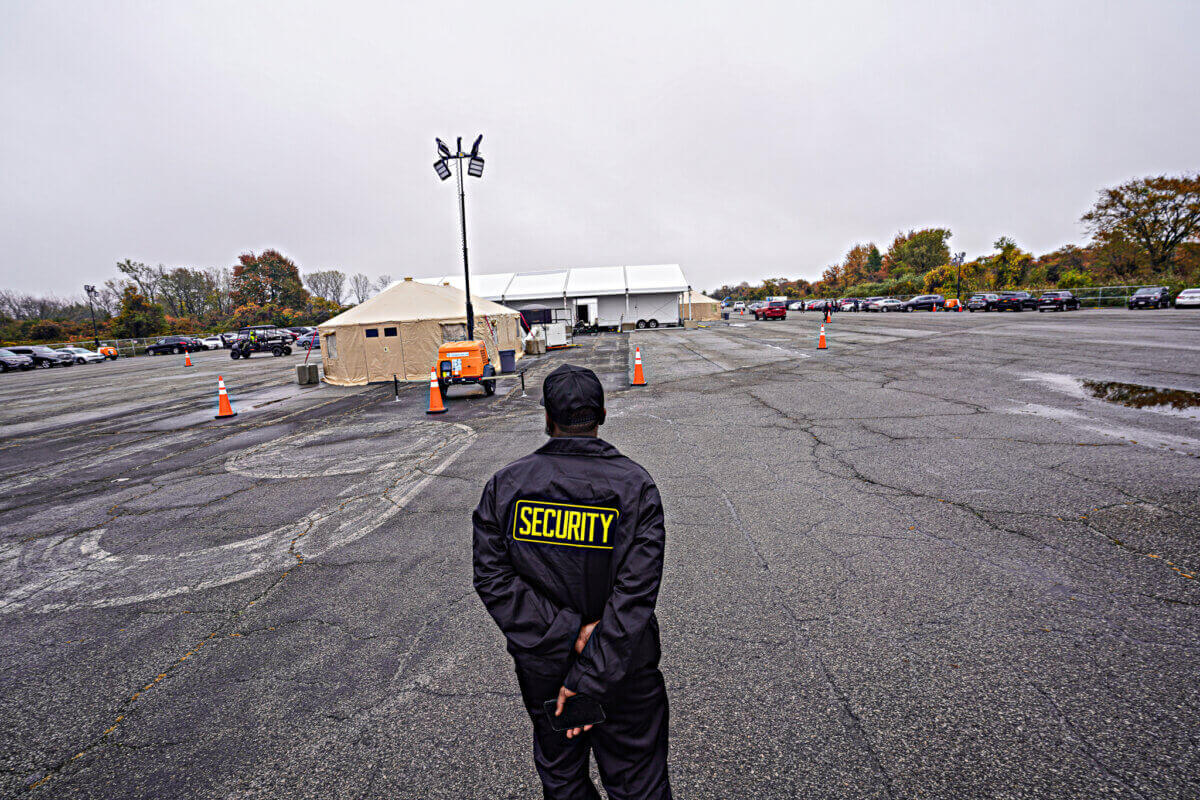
xmin=415 ymin=272 xmax=516 ymax=299
xmin=505 ymin=271 xmax=569 ymax=301
xmin=411 ymin=264 xmax=689 ymax=302
xmin=565 ymin=265 xmax=627 ymax=297
xmin=625 ymin=264 xmax=688 ymax=293
xmin=318 ymin=278 xmax=519 ymax=328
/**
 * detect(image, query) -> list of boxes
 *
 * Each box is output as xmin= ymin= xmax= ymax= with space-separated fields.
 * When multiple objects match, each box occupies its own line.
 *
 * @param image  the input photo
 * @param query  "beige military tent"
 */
xmin=680 ymin=290 xmax=722 ymax=321
xmin=318 ymin=278 xmax=525 ymax=386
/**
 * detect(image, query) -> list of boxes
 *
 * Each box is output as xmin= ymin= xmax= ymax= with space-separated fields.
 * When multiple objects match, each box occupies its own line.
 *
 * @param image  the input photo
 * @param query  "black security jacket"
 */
xmin=473 ymin=436 xmax=665 ymax=701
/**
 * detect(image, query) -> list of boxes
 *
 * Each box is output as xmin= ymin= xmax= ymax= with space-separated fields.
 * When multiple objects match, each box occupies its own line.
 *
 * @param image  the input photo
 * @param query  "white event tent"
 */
xmin=416 ymin=264 xmax=690 ymax=329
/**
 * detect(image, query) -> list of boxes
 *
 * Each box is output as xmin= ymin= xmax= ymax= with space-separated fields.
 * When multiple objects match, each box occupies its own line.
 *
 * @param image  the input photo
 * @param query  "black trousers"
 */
xmin=516 ymin=665 xmax=672 ymax=800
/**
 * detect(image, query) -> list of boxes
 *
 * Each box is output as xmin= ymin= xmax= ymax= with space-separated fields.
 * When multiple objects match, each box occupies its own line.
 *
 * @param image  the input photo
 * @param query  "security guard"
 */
xmin=473 ymin=363 xmax=672 ymax=800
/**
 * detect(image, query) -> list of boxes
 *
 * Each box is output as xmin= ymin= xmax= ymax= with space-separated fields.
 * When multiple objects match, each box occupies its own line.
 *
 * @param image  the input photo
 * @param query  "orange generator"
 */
xmin=436 ymin=340 xmax=496 ymax=397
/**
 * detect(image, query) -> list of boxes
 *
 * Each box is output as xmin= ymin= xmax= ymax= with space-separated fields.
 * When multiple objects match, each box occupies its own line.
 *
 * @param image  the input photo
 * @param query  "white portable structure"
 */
xmin=416 ymin=264 xmax=689 ymax=329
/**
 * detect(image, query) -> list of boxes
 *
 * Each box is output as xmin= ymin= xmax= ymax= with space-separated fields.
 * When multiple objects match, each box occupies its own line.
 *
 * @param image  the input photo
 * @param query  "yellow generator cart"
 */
xmin=437 ymin=340 xmax=496 ymax=397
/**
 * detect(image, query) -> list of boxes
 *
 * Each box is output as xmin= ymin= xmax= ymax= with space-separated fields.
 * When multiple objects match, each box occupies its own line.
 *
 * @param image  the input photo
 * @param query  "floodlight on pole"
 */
xmin=432 ymin=133 xmax=486 ymax=340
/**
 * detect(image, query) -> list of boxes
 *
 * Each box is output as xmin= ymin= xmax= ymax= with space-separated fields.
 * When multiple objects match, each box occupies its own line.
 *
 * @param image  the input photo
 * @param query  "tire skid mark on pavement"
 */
xmin=16 ymin=416 xmax=478 ymax=794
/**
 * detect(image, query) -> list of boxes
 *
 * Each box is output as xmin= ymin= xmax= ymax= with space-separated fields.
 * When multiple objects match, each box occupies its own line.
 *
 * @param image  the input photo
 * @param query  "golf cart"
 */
xmin=229 ymin=325 xmax=294 ymax=359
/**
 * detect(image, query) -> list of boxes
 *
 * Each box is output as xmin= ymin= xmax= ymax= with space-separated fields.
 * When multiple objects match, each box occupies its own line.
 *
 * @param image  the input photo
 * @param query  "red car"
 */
xmin=754 ymin=301 xmax=788 ymax=320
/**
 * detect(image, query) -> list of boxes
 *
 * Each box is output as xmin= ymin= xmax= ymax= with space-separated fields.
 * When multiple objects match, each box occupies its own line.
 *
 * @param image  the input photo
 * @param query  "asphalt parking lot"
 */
xmin=2 ymin=309 xmax=1198 ymax=799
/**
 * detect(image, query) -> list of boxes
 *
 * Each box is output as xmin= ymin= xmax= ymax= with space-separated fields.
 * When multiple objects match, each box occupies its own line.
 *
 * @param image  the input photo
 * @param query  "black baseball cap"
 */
xmin=540 ymin=364 xmax=605 ymax=427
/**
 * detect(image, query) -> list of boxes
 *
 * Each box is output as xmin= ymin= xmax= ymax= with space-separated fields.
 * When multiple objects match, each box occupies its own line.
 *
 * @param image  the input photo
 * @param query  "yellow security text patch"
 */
xmin=512 ymin=500 xmax=619 ymax=550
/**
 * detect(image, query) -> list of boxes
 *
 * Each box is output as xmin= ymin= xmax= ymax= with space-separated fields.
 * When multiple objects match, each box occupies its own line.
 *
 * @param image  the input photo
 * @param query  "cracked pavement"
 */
xmin=1 ymin=311 xmax=1198 ymax=798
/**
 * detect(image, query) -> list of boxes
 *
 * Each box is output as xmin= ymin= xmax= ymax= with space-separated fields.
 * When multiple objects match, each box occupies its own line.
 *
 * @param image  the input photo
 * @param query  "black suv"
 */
xmin=7 ymin=345 xmax=75 ymax=368
xmin=1038 ymin=291 xmax=1080 ymax=312
xmin=995 ymin=291 xmax=1037 ymax=312
xmin=230 ymin=326 xmax=294 ymax=359
xmin=967 ymin=293 xmax=999 ymax=312
xmin=146 ymin=336 xmax=204 ymax=355
xmin=1128 ymin=286 xmax=1170 ymax=309
xmin=0 ymin=348 xmax=35 ymax=372
xmin=902 ymin=294 xmax=945 ymax=312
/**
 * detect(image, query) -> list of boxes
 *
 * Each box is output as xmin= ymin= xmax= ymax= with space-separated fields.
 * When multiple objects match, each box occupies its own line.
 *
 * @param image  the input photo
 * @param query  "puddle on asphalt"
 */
xmin=1081 ymin=380 xmax=1200 ymax=418
xmin=1020 ymin=372 xmax=1200 ymax=422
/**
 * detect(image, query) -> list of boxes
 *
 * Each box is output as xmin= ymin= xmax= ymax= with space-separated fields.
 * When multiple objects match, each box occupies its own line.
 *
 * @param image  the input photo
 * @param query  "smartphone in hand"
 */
xmin=543 ymin=695 xmax=606 ymax=731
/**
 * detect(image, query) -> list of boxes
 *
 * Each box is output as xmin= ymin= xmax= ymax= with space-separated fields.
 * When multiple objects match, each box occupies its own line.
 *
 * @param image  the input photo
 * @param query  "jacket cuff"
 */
xmin=564 ymin=662 xmax=607 ymax=699
xmin=536 ymin=605 xmax=583 ymax=663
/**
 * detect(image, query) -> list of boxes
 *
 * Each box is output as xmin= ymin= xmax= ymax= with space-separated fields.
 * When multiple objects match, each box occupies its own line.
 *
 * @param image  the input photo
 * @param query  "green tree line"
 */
xmin=0 ymin=250 xmax=393 ymax=345
xmin=711 ymin=173 xmax=1200 ymax=301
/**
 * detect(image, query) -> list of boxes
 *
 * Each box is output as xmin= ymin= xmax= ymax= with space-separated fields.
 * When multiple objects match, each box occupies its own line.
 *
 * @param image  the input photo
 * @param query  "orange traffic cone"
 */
xmin=184 ymin=352 xmax=193 ymax=367
xmin=825 ymin=309 xmax=831 ymax=324
xmin=426 ymin=368 xmax=446 ymax=414
xmin=215 ymin=375 xmax=237 ymax=418
xmin=818 ymin=324 xmax=827 ymax=350
xmin=632 ymin=346 xmax=647 ymax=386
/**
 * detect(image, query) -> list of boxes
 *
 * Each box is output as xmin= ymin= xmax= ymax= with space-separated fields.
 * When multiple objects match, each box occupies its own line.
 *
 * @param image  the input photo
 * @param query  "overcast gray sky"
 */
xmin=2 ymin=0 xmax=1197 ymax=295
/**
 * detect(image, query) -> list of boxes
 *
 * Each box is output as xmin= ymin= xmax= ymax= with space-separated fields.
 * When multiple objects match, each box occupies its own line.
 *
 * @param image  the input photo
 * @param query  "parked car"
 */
xmin=58 ymin=346 xmax=106 ymax=364
xmin=295 ymin=332 xmax=321 ymax=350
xmin=902 ymin=294 xmax=945 ymax=312
xmin=199 ymin=336 xmax=224 ymax=350
xmin=1128 ymin=286 xmax=1171 ymax=309
xmin=754 ymin=301 xmax=787 ymax=320
xmin=7 ymin=345 xmax=75 ymax=368
xmin=0 ymin=348 xmax=35 ymax=372
xmin=967 ymin=293 xmax=1000 ymax=312
xmin=230 ymin=326 xmax=294 ymax=359
xmin=840 ymin=298 xmax=862 ymax=312
xmin=732 ymin=301 xmax=746 ymax=311
xmin=146 ymin=336 xmax=204 ymax=355
xmin=867 ymin=297 xmax=902 ymax=312
xmin=805 ymin=299 xmax=828 ymax=311
xmin=97 ymin=345 xmax=119 ymax=360
xmin=1037 ymin=291 xmax=1080 ymax=312
xmin=995 ymin=291 xmax=1037 ymax=312
xmin=787 ymin=301 xmax=805 ymax=310
xmin=1174 ymin=287 xmax=1200 ymax=308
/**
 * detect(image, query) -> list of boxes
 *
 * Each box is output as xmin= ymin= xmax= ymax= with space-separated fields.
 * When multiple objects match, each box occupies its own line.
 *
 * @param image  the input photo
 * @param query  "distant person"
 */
xmin=473 ymin=364 xmax=672 ymax=799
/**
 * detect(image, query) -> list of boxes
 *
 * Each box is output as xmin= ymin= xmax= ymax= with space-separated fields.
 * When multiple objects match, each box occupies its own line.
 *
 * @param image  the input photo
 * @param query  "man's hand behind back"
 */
xmin=574 ymin=621 xmax=598 ymax=654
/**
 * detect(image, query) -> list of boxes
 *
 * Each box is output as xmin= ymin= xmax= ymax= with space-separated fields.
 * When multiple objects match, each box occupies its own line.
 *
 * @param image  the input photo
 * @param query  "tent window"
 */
xmin=325 ymin=333 xmax=337 ymax=358
xmin=383 ymin=327 xmax=397 ymax=337
xmin=441 ymin=323 xmax=467 ymax=342
xmin=365 ymin=329 xmax=379 ymax=338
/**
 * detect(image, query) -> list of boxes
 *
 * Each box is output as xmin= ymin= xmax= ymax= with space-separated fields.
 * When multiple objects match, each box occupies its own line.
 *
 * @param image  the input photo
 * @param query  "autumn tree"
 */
xmin=110 ymin=286 xmax=167 ymax=338
xmin=230 ymin=250 xmax=308 ymax=308
xmin=982 ymin=237 xmax=1035 ymax=289
xmin=1036 ymin=245 xmax=1092 ymax=286
xmin=841 ymin=244 xmax=874 ymax=286
xmin=1082 ymin=174 xmax=1200 ymax=272
xmin=865 ymin=245 xmax=883 ymax=279
xmin=882 ymin=229 xmax=952 ymax=277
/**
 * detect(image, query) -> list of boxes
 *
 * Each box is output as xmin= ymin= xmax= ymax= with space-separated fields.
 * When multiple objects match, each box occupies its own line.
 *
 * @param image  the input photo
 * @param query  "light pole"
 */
xmin=433 ymin=135 xmax=485 ymax=340
xmin=84 ymin=284 xmax=101 ymax=348
xmin=952 ymin=252 xmax=966 ymax=303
